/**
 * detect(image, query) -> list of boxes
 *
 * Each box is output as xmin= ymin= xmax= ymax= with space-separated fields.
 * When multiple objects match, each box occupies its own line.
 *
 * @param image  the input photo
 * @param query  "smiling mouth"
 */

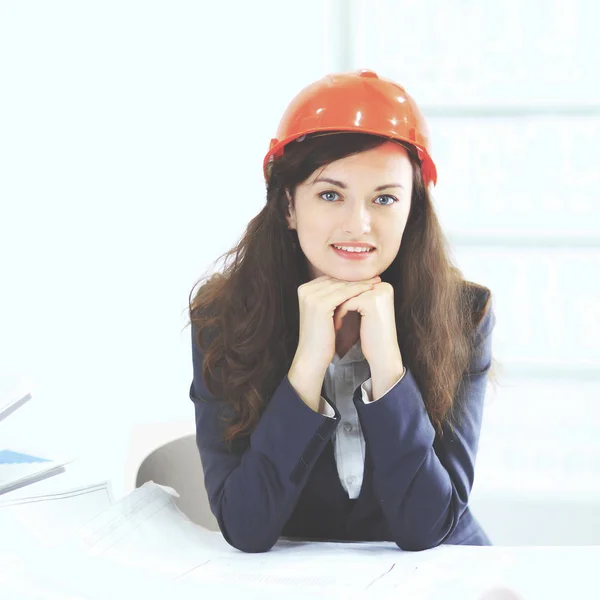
xmin=330 ymin=245 xmax=375 ymax=253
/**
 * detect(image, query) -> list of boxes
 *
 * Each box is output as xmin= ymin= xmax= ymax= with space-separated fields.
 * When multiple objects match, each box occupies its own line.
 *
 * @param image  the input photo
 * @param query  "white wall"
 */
xmin=0 ymin=0 xmax=339 ymax=458
xmin=2 ymin=0 xmax=599 ymax=544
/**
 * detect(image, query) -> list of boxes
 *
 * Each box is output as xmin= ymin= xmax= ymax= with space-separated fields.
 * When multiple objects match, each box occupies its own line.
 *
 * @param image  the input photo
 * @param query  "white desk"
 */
xmin=4 ymin=477 xmax=600 ymax=600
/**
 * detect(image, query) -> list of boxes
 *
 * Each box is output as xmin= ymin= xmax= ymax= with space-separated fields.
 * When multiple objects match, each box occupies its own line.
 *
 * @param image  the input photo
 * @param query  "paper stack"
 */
xmin=0 ymin=372 xmax=116 ymax=569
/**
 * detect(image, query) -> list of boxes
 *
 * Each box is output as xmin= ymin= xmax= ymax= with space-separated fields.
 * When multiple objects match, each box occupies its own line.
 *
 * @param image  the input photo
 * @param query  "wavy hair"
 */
xmin=188 ymin=132 xmax=491 ymax=445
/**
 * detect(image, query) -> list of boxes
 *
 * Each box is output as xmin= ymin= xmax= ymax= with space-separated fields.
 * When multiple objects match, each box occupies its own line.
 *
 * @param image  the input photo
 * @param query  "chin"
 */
xmin=308 ymin=255 xmax=383 ymax=281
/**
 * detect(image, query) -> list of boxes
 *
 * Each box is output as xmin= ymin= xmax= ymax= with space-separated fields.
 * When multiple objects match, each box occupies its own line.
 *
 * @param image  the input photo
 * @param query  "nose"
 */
xmin=341 ymin=201 xmax=371 ymax=235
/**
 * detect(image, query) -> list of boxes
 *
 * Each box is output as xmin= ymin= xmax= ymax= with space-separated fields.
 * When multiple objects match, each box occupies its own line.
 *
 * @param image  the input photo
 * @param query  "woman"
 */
xmin=188 ymin=69 xmax=495 ymax=553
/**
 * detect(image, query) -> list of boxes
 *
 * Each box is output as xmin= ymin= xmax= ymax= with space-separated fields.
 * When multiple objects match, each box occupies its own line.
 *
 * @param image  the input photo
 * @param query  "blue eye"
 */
xmin=375 ymin=195 xmax=398 ymax=206
xmin=320 ymin=191 xmax=339 ymax=202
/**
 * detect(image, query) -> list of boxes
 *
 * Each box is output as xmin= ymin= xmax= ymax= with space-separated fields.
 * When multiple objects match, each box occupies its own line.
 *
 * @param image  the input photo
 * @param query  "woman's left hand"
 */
xmin=334 ymin=281 xmax=404 ymax=373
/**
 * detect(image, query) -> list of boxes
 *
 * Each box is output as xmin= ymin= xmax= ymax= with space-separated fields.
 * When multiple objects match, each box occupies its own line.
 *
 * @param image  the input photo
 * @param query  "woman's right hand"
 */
xmin=291 ymin=274 xmax=381 ymax=379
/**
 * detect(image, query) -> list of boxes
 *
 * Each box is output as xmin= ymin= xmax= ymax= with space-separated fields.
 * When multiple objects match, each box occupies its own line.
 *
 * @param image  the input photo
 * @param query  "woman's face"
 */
xmin=286 ymin=141 xmax=413 ymax=282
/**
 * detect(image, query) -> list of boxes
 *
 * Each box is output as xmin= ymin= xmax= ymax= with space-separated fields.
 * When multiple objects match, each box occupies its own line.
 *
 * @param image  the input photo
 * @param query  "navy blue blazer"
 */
xmin=189 ymin=289 xmax=495 ymax=553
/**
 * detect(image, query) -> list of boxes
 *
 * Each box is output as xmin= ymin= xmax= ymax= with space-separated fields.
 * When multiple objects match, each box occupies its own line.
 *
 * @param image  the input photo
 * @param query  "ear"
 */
xmin=285 ymin=189 xmax=296 ymax=229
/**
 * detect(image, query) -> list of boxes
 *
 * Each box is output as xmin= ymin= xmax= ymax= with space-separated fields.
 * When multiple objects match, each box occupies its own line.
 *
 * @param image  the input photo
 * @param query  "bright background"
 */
xmin=1 ymin=0 xmax=599 ymax=544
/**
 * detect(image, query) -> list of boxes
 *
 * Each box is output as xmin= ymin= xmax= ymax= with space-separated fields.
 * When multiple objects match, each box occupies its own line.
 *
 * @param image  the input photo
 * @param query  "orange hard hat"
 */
xmin=263 ymin=69 xmax=437 ymax=187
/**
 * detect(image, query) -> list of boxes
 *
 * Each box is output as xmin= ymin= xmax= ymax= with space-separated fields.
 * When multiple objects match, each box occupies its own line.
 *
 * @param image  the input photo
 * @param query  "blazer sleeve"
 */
xmin=189 ymin=324 xmax=341 ymax=553
xmin=353 ymin=291 xmax=496 ymax=551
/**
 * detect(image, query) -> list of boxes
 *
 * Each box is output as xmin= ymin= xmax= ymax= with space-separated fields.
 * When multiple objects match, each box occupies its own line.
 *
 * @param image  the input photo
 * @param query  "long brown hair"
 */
xmin=188 ymin=132 xmax=491 ymax=445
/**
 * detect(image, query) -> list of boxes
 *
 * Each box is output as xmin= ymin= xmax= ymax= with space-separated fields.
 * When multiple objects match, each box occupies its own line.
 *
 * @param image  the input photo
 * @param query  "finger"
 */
xmin=334 ymin=306 xmax=346 ymax=330
xmin=335 ymin=297 xmax=360 ymax=330
xmin=331 ymin=284 xmax=374 ymax=317
xmin=314 ymin=275 xmax=380 ymax=290
xmin=303 ymin=277 xmax=379 ymax=315
xmin=320 ymin=277 xmax=379 ymax=297
xmin=301 ymin=278 xmax=370 ymax=306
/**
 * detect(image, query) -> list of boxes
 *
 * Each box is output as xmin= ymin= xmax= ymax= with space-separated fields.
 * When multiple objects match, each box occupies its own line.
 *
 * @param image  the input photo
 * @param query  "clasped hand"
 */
xmin=294 ymin=275 xmax=404 ymax=377
xmin=334 ymin=279 xmax=404 ymax=372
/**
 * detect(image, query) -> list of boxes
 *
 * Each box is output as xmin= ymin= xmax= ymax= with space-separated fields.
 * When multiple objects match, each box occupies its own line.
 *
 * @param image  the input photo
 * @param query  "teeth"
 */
xmin=333 ymin=245 xmax=373 ymax=253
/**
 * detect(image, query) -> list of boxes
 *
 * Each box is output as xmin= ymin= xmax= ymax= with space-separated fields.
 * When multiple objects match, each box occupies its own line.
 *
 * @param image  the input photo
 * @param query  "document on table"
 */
xmin=79 ymin=481 xmax=232 ymax=577
xmin=0 ymin=478 xmax=114 ymax=554
xmin=0 ymin=480 xmax=202 ymax=600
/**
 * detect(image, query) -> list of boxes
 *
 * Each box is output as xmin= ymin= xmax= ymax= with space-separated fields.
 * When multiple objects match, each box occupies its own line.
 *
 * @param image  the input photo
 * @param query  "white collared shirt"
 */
xmin=320 ymin=339 xmax=405 ymax=499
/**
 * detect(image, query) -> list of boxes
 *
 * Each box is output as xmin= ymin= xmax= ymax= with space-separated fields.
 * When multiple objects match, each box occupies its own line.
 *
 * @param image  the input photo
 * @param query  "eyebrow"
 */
xmin=311 ymin=177 xmax=404 ymax=191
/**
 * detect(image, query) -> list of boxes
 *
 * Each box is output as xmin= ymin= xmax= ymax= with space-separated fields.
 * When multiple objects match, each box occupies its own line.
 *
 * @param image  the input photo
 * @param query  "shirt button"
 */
xmin=343 ymin=422 xmax=353 ymax=433
xmin=346 ymin=475 xmax=355 ymax=485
